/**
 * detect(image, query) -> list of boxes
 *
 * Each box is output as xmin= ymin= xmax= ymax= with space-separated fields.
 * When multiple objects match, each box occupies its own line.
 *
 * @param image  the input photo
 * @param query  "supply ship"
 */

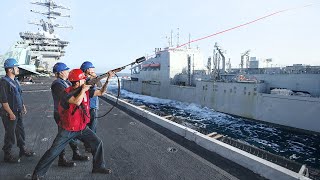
xmin=122 ymin=43 xmax=320 ymax=134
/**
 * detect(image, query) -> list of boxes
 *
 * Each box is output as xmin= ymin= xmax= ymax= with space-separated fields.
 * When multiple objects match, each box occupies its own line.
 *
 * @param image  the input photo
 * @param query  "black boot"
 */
xmin=58 ymin=152 xmax=76 ymax=167
xmin=85 ymin=147 xmax=92 ymax=153
xmin=84 ymin=142 xmax=91 ymax=153
xmin=71 ymin=145 xmax=90 ymax=161
xmin=72 ymin=150 xmax=90 ymax=161
xmin=19 ymin=146 xmax=36 ymax=157
xmin=31 ymin=174 xmax=44 ymax=180
xmin=4 ymin=151 xmax=20 ymax=163
xmin=92 ymin=167 xmax=112 ymax=174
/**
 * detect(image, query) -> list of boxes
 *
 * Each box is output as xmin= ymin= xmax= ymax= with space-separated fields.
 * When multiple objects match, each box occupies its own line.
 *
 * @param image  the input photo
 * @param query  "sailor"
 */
xmin=80 ymin=61 xmax=101 ymax=152
xmin=32 ymin=69 xmax=114 ymax=179
xmin=51 ymin=62 xmax=90 ymax=167
xmin=0 ymin=58 xmax=35 ymax=163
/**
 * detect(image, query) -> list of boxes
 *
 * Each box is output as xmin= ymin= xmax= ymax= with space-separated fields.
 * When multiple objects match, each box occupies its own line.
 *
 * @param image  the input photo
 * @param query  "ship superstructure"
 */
xmin=0 ymin=0 xmax=71 ymax=76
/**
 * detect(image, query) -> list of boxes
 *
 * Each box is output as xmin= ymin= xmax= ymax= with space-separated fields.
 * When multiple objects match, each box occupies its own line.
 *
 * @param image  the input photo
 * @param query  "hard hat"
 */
xmin=80 ymin=61 xmax=95 ymax=72
xmin=68 ymin=69 xmax=87 ymax=82
xmin=4 ymin=58 xmax=19 ymax=68
xmin=53 ymin=62 xmax=70 ymax=73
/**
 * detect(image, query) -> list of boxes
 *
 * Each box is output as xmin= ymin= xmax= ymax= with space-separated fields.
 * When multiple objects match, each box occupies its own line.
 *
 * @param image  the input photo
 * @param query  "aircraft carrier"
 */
xmin=0 ymin=0 xmax=71 ymax=76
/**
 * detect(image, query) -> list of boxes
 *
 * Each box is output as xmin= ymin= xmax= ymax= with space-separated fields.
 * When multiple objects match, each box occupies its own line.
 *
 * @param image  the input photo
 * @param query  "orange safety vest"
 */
xmin=58 ymin=86 xmax=90 ymax=131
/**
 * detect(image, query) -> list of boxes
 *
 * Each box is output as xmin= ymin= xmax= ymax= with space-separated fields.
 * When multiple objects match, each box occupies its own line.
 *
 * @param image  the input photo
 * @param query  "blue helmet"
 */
xmin=80 ymin=61 xmax=95 ymax=72
xmin=4 ymin=58 xmax=19 ymax=68
xmin=53 ymin=62 xmax=70 ymax=73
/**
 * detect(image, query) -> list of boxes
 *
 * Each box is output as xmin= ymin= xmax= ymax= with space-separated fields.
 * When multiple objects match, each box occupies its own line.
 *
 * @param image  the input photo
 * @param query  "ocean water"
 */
xmin=105 ymin=78 xmax=320 ymax=169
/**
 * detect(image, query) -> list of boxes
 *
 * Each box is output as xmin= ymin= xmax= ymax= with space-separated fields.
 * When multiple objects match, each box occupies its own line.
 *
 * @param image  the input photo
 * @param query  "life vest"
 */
xmin=58 ymin=86 xmax=90 ymax=131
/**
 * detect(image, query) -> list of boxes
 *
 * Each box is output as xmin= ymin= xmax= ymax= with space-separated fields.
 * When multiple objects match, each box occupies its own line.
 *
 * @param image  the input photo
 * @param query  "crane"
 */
xmin=240 ymin=50 xmax=250 ymax=72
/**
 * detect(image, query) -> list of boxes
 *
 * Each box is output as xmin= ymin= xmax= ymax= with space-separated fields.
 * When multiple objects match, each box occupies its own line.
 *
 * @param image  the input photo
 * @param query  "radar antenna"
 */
xmin=30 ymin=0 xmax=72 ymax=34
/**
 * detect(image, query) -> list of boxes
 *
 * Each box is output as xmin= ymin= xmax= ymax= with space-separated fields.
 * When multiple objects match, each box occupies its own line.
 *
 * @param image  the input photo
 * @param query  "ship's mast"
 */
xmin=29 ymin=0 xmax=72 ymax=34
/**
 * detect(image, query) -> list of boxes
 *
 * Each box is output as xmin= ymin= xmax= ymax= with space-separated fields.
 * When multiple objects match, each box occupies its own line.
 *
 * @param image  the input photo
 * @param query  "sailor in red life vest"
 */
xmin=32 ymin=69 xmax=114 ymax=179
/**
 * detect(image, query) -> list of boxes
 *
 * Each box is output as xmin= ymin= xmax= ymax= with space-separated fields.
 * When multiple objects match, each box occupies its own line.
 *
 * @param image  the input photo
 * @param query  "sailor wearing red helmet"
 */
xmin=51 ymin=62 xmax=90 ymax=167
xmin=32 ymin=69 xmax=114 ymax=179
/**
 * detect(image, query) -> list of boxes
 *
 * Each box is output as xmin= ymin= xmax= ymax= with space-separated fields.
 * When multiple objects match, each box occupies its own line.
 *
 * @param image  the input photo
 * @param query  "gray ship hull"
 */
xmin=122 ymin=79 xmax=320 ymax=133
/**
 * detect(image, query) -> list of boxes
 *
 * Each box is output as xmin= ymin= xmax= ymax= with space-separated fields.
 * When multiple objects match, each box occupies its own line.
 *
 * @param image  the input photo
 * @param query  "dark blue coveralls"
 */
xmin=88 ymin=85 xmax=99 ymax=132
xmin=0 ymin=76 xmax=26 ymax=153
xmin=84 ymin=83 xmax=99 ymax=151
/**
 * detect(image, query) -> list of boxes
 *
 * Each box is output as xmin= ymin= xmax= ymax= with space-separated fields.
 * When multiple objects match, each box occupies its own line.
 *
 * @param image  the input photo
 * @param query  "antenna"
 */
xmin=188 ymin=33 xmax=191 ymax=48
xmin=177 ymin=28 xmax=180 ymax=47
xmin=165 ymin=35 xmax=170 ymax=47
xmin=30 ymin=0 xmax=72 ymax=34
xmin=170 ymin=30 xmax=173 ymax=47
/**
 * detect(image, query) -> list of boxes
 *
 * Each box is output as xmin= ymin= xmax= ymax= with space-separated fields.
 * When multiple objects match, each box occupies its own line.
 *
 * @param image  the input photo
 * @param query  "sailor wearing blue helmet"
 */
xmin=80 ymin=61 xmax=103 ymax=153
xmin=0 ymin=58 xmax=35 ymax=163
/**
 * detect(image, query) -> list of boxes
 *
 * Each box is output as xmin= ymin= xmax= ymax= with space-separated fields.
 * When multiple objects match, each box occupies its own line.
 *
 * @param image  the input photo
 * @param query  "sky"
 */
xmin=0 ymin=0 xmax=319 ymax=73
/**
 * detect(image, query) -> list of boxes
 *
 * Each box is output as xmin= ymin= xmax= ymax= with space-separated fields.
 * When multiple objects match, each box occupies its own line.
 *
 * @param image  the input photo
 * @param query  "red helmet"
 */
xmin=68 ymin=69 xmax=87 ymax=82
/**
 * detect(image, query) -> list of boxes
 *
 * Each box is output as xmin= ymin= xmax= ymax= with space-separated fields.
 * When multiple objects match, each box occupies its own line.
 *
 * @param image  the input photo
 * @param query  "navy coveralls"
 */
xmin=83 ymin=83 xmax=99 ymax=150
xmin=88 ymin=85 xmax=99 ymax=132
xmin=0 ymin=76 xmax=26 ymax=152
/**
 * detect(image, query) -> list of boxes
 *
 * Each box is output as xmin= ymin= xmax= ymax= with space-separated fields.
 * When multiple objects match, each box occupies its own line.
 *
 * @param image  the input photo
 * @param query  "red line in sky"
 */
xmin=166 ymin=4 xmax=313 ymax=51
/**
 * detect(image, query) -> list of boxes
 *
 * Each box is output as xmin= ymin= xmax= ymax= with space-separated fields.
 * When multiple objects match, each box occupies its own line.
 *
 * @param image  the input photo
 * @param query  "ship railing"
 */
xmin=220 ymin=136 xmax=320 ymax=179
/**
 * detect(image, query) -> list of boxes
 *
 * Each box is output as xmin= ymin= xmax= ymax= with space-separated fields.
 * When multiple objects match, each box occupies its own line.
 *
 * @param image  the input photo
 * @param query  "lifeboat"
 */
xmin=142 ymin=64 xmax=150 ymax=68
xmin=149 ymin=63 xmax=160 ymax=67
xmin=141 ymin=63 xmax=161 ymax=69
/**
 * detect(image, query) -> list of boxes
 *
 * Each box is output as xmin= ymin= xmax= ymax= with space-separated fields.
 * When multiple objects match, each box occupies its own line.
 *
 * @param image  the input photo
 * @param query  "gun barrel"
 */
xmin=136 ymin=56 xmax=146 ymax=63
xmin=84 ymin=56 xmax=145 ymax=87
